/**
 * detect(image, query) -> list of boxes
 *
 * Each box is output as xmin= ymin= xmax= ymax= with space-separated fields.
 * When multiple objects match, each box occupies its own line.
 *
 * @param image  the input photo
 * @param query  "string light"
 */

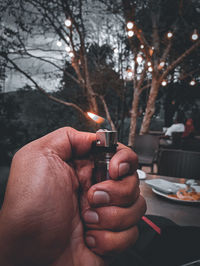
xmin=65 ymin=19 xmax=72 ymax=27
xmin=65 ymin=46 xmax=71 ymax=52
xmin=147 ymin=61 xmax=151 ymax=66
xmin=140 ymin=44 xmax=144 ymax=49
xmin=69 ymin=51 xmax=74 ymax=57
xmin=161 ymin=80 xmax=167 ymax=86
xmin=114 ymin=48 xmax=118 ymax=54
xmin=127 ymin=30 xmax=134 ymax=37
xmin=66 ymin=36 xmax=70 ymax=42
xmin=167 ymin=31 xmax=173 ymax=39
xmin=159 ymin=61 xmax=165 ymax=67
xmin=190 ymin=80 xmax=196 ymax=86
xmin=126 ymin=69 xmax=134 ymax=79
xmin=56 ymin=40 xmax=62 ymax=47
xmin=191 ymin=29 xmax=199 ymax=41
xmin=158 ymin=61 xmax=165 ymax=70
xmin=136 ymin=55 xmax=143 ymax=64
xmin=127 ymin=21 xmax=134 ymax=29
xmin=148 ymin=66 xmax=153 ymax=72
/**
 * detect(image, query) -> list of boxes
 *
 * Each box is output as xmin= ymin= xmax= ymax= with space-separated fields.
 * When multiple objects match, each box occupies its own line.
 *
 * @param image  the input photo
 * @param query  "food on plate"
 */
xmin=168 ymin=188 xmax=200 ymax=201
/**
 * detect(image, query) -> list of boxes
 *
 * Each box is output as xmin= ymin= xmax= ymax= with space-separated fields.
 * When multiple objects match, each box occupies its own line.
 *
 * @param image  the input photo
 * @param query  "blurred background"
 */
xmin=0 ymin=0 xmax=200 ymax=169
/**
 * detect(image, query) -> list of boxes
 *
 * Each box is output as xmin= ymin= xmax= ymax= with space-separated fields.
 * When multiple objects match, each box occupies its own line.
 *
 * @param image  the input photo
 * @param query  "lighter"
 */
xmin=92 ymin=129 xmax=118 ymax=184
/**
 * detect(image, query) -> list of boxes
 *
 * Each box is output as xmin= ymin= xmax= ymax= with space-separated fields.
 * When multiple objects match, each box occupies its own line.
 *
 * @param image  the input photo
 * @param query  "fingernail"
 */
xmin=86 ymin=236 xmax=96 ymax=247
xmin=119 ymin=162 xmax=130 ymax=176
xmin=83 ymin=210 xmax=99 ymax=224
xmin=93 ymin=191 xmax=110 ymax=204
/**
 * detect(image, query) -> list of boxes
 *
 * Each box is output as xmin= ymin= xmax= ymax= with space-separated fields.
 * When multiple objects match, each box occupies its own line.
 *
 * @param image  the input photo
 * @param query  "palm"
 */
xmin=48 ymin=156 xmax=105 ymax=266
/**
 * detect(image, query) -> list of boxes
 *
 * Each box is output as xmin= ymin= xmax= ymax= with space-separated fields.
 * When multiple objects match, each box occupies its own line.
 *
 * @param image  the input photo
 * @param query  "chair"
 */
xmin=157 ymin=149 xmax=200 ymax=179
xmin=132 ymin=134 xmax=159 ymax=173
xmin=181 ymin=137 xmax=200 ymax=152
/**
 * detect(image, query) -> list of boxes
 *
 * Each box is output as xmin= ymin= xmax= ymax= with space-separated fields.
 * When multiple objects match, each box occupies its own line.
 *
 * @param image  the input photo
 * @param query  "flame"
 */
xmin=87 ymin=112 xmax=105 ymax=124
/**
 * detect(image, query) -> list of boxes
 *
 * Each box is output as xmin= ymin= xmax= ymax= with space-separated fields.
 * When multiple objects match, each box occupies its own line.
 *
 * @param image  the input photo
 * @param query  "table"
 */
xmin=140 ymin=174 xmax=200 ymax=227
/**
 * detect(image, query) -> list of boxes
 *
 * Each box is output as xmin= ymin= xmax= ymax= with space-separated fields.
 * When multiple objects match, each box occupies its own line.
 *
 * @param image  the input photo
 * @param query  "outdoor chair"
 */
xmin=132 ymin=134 xmax=160 ymax=173
xmin=181 ymin=137 xmax=200 ymax=152
xmin=157 ymin=149 xmax=200 ymax=179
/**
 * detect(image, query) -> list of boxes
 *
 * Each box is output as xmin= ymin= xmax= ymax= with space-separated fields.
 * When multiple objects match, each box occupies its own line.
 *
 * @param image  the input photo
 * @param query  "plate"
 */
xmin=137 ymin=169 xmax=146 ymax=180
xmin=145 ymin=179 xmax=186 ymax=194
xmin=152 ymin=188 xmax=200 ymax=204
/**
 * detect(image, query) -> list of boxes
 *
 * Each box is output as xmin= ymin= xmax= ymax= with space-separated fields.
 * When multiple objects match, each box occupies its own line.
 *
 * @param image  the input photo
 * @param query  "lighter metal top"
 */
xmin=96 ymin=129 xmax=118 ymax=147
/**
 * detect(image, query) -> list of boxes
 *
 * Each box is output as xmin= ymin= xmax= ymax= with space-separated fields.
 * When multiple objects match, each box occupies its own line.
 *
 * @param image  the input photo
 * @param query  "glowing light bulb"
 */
xmin=127 ymin=30 xmax=134 ymax=37
xmin=56 ymin=40 xmax=62 ymax=47
xmin=167 ymin=31 xmax=173 ymax=39
xmin=127 ymin=71 xmax=133 ymax=78
xmin=69 ymin=51 xmax=74 ymax=57
xmin=191 ymin=30 xmax=199 ymax=41
xmin=136 ymin=55 xmax=143 ymax=64
xmin=147 ymin=61 xmax=151 ymax=66
xmin=158 ymin=61 xmax=165 ymax=70
xmin=162 ymin=80 xmax=167 ymax=86
xmin=65 ymin=19 xmax=72 ymax=27
xmin=140 ymin=44 xmax=144 ymax=49
xmin=190 ymin=80 xmax=196 ymax=86
xmin=65 ymin=46 xmax=71 ymax=52
xmin=148 ymin=66 xmax=153 ymax=72
xmin=160 ymin=61 xmax=165 ymax=67
xmin=127 ymin=21 xmax=134 ymax=29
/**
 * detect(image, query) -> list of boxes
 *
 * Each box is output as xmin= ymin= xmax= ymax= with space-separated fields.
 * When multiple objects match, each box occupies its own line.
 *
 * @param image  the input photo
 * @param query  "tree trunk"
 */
xmin=140 ymin=78 xmax=160 ymax=134
xmin=128 ymin=88 xmax=140 ymax=146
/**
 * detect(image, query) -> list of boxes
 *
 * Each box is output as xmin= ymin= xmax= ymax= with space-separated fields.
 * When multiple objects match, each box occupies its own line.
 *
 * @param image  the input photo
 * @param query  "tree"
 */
xmin=121 ymin=0 xmax=200 ymax=145
xmin=1 ymin=0 xmax=200 ymax=146
xmin=0 ymin=0 xmax=119 ymax=129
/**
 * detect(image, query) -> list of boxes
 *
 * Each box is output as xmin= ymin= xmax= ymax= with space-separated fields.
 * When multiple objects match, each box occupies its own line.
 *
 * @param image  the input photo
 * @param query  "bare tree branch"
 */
xmin=2 ymin=52 xmax=86 ymax=117
xmin=159 ymin=40 xmax=200 ymax=82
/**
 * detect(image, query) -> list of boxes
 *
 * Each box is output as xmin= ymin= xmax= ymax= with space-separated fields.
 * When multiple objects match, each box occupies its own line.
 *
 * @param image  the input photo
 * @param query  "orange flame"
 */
xmin=87 ymin=112 xmax=105 ymax=124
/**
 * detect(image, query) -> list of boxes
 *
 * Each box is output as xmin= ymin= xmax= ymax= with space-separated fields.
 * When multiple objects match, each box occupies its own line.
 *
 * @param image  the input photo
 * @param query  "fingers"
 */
xmin=87 ymin=172 xmax=139 ymax=207
xmin=18 ymin=127 xmax=96 ymax=161
xmin=83 ymin=195 xmax=146 ymax=231
xmin=109 ymin=143 xmax=138 ymax=179
xmin=85 ymin=226 xmax=139 ymax=256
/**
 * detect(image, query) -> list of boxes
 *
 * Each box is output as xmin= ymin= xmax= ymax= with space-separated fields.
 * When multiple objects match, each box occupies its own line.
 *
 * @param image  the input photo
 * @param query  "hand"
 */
xmin=0 ymin=127 xmax=146 ymax=266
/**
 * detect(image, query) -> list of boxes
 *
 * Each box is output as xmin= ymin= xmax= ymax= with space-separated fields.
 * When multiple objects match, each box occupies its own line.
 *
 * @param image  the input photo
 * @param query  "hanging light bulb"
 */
xmin=191 ymin=29 xmax=199 ymax=41
xmin=56 ymin=40 xmax=62 ymax=47
xmin=127 ymin=71 xmax=133 ymax=79
xmin=160 ymin=61 xmax=165 ymax=67
xmin=69 ymin=51 xmax=74 ymax=57
xmin=140 ymin=44 xmax=144 ymax=49
xmin=65 ymin=19 xmax=72 ymax=27
xmin=65 ymin=46 xmax=71 ymax=52
xmin=66 ymin=36 xmax=70 ymax=42
xmin=147 ymin=61 xmax=151 ymax=66
xmin=161 ymin=80 xmax=167 ymax=86
xmin=167 ymin=31 xmax=173 ymax=39
xmin=190 ymin=80 xmax=196 ymax=86
xmin=114 ymin=48 xmax=118 ymax=54
xmin=148 ymin=66 xmax=153 ymax=72
xmin=136 ymin=55 xmax=143 ymax=64
xmin=158 ymin=61 xmax=165 ymax=70
xmin=127 ymin=21 xmax=134 ymax=29
xmin=127 ymin=30 xmax=134 ymax=37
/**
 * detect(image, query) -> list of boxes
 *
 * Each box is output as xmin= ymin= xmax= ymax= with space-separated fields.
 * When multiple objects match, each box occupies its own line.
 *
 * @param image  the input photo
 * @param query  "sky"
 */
xmin=1 ymin=0 xmax=123 ymax=93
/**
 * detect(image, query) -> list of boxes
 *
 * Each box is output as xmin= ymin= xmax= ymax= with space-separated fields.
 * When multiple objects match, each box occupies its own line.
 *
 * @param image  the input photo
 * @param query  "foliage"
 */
xmin=0 ymin=87 xmax=92 ymax=165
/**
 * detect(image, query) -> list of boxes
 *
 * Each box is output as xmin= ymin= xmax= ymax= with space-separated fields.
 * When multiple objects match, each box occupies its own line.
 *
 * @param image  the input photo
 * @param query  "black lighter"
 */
xmin=92 ymin=129 xmax=118 ymax=184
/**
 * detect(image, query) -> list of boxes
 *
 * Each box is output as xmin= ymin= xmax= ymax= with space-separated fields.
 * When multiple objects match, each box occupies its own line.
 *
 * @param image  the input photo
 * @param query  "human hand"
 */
xmin=0 ymin=127 xmax=146 ymax=266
